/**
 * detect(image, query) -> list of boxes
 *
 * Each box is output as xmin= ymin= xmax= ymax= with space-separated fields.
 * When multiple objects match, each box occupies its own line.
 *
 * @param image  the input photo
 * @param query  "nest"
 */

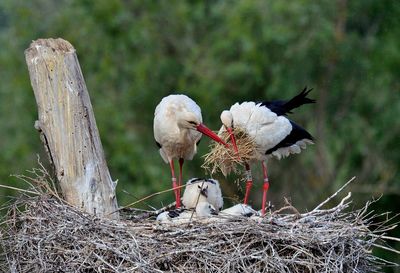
xmin=1 ymin=173 xmax=399 ymax=272
xmin=203 ymin=128 xmax=257 ymax=175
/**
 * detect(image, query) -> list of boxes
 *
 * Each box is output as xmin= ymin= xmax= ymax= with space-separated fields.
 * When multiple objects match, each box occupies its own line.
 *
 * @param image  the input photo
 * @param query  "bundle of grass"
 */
xmin=1 ymin=173 xmax=399 ymax=272
xmin=203 ymin=128 xmax=256 ymax=175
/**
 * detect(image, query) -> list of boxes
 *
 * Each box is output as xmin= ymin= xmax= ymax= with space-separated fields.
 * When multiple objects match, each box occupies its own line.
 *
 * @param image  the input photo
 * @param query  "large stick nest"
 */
xmin=0 ymin=171 xmax=399 ymax=272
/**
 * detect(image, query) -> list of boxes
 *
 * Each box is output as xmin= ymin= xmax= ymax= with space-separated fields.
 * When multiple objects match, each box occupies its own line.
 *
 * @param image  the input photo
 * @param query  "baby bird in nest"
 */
xmin=182 ymin=178 xmax=224 ymax=213
xmin=220 ymin=204 xmax=258 ymax=217
xmin=156 ymin=201 xmax=218 ymax=223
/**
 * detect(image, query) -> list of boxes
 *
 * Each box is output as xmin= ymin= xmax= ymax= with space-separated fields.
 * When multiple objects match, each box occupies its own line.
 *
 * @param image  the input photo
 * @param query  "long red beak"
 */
xmin=227 ymin=127 xmax=239 ymax=156
xmin=196 ymin=123 xmax=228 ymax=147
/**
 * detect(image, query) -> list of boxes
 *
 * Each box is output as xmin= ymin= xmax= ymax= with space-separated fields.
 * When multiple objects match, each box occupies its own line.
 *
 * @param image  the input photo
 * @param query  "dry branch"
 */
xmin=25 ymin=38 xmax=118 ymax=219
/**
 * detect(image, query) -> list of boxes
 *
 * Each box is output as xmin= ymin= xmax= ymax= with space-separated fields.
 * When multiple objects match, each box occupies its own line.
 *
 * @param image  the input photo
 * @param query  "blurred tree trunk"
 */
xmin=315 ymin=0 xmax=348 ymax=184
xmin=25 ymin=38 xmax=119 ymax=220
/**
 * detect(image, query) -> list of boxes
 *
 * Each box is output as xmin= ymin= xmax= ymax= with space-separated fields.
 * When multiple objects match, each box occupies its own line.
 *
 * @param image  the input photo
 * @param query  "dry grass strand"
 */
xmin=202 ymin=128 xmax=257 ymax=175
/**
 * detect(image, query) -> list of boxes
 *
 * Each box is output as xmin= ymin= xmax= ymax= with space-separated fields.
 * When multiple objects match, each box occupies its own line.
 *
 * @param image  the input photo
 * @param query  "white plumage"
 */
xmin=153 ymin=94 xmax=226 ymax=208
xmin=220 ymin=204 xmax=257 ymax=217
xmin=220 ymin=102 xmax=312 ymax=161
xmin=182 ymin=178 xmax=224 ymax=212
xmin=156 ymin=201 xmax=217 ymax=224
xmin=219 ymin=88 xmax=315 ymax=215
xmin=154 ymin=94 xmax=203 ymax=162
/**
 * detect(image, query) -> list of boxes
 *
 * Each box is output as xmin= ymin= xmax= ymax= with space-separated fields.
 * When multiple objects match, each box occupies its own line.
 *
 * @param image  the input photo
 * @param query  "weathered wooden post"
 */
xmin=25 ymin=38 xmax=119 ymax=219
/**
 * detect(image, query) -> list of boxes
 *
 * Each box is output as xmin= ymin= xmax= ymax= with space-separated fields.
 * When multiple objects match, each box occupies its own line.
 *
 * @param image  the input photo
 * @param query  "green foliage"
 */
xmin=0 ymin=1 xmax=399 ymax=270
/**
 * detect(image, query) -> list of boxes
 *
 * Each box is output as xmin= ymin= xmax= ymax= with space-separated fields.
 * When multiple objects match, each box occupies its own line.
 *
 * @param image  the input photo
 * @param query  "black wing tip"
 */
xmin=265 ymin=121 xmax=314 ymax=154
xmin=299 ymin=86 xmax=316 ymax=104
xmin=307 ymin=133 xmax=315 ymax=141
xmin=168 ymin=209 xmax=182 ymax=218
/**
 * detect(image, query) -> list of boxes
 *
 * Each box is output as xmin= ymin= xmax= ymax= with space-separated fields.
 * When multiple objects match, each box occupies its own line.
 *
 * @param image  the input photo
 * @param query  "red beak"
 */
xmin=196 ymin=123 xmax=228 ymax=147
xmin=227 ymin=127 xmax=239 ymax=156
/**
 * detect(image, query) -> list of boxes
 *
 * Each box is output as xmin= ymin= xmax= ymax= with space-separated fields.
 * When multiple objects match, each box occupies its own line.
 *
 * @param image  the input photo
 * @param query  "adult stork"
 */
xmin=219 ymin=87 xmax=315 ymax=215
xmin=154 ymin=94 xmax=227 ymax=208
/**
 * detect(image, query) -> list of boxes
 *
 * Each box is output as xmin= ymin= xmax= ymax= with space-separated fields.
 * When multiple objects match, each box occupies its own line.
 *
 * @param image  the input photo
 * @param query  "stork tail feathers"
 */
xmin=261 ymin=87 xmax=315 ymax=116
xmin=282 ymin=87 xmax=315 ymax=115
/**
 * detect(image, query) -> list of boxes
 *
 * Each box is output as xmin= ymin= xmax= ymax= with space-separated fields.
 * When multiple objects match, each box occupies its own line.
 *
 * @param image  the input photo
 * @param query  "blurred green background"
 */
xmin=0 ymin=0 xmax=399 ymax=270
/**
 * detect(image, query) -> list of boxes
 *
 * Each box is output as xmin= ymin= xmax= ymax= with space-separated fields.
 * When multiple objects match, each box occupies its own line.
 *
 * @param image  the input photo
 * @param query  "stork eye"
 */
xmin=198 ymin=185 xmax=201 ymax=189
xmin=188 ymin=121 xmax=197 ymax=125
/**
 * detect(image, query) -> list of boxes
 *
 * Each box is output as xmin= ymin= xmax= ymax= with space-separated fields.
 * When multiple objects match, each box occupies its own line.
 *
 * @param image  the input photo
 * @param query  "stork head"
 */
xmin=177 ymin=111 xmax=227 ymax=146
xmin=198 ymin=184 xmax=209 ymax=198
xmin=176 ymin=111 xmax=202 ymax=130
xmin=220 ymin=110 xmax=233 ymax=129
xmin=220 ymin=110 xmax=239 ymax=155
xmin=196 ymin=202 xmax=218 ymax=217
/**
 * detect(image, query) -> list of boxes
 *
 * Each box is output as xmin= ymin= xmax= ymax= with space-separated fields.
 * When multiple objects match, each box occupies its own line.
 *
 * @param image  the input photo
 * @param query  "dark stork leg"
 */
xmin=178 ymin=158 xmax=184 ymax=207
xmin=243 ymin=163 xmax=253 ymax=205
xmin=169 ymin=159 xmax=181 ymax=208
xmin=261 ymin=161 xmax=270 ymax=215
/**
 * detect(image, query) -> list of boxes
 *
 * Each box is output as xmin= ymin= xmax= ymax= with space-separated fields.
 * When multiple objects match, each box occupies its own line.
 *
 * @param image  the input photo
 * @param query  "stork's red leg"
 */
xmin=178 ymin=158 xmax=184 ymax=207
xmin=169 ymin=159 xmax=181 ymax=208
xmin=261 ymin=161 xmax=270 ymax=216
xmin=243 ymin=163 xmax=253 ymax=205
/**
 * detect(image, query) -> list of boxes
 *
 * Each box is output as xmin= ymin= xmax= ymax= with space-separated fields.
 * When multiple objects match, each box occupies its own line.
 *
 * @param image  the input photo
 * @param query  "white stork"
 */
xmin=182 ymin=178 xmax=224 ymax=212
xmin=156 ymin=201 xmax=218 ymax=223
xmin=154 ymin=94 xmax=227 ymax=208
xmin=219 ymin=87 xmax=315 ymax=215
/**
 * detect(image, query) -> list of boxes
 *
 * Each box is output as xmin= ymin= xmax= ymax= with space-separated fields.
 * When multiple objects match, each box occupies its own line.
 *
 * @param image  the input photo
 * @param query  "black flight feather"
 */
xmin=261 ymin=87 xmax=315 ymax=116
xmin=266 ymin=121 xmax=313 ymax=155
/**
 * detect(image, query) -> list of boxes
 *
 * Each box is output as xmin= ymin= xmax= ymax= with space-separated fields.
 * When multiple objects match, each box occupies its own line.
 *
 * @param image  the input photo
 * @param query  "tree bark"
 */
xmin=25 ymin=38 xmax=119 ymax=219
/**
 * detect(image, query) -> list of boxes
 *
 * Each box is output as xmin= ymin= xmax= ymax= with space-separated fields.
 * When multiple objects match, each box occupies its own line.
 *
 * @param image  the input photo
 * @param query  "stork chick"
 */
xmin=156 ymin=201 xmax=217 ymax=223
xmin=220 ymin=203 xmax=257 ymax=217
xmin=182 ymin=178 xmax=223 ymax=212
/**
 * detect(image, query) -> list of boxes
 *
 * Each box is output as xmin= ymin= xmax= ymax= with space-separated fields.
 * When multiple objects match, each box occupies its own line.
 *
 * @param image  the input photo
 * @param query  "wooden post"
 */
xmin=25 ymin=38 xmax=119 ymax=219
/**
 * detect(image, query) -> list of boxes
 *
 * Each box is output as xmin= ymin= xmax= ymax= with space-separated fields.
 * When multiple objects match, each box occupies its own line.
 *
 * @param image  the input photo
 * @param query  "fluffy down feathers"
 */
xmin=156 ymin=202 xmax=217 ymax=223
xmin=182 ymin=178 xmax=223 ymax=212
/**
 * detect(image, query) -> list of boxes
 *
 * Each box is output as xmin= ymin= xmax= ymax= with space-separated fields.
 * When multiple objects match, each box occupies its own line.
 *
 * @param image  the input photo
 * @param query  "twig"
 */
xmin=272 ymin=197 xmax=300 ymax=216
xmin=0 ymin=184 xmax=39 ymax=195
xmin=369 ymin=234 xmax=400 ymax=243
xmin=111 ymin=184 xmax=187 ymax=215
xmin=371 ymin=243 xmax=400 ymax=255
xmin=312 ymin=176 xmax=356 ymax=211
